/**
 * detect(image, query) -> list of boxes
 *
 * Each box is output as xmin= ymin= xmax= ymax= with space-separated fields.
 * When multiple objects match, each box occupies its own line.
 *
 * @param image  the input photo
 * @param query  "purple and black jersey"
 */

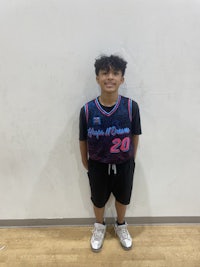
xmin=79 ymin=95 xmax=142 ymax=164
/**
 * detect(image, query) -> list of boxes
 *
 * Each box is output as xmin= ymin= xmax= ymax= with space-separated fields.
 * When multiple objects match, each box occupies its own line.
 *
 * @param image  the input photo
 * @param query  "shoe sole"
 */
xmin=120 ymin=243 xmax=133 ymax=251
xmin=91 ymin=245 xmax=102 ymax=253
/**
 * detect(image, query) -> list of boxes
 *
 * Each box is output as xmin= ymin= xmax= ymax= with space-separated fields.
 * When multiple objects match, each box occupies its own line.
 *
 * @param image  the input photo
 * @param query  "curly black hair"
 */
xmin=94 ymin=55 xmax=127 ymax=76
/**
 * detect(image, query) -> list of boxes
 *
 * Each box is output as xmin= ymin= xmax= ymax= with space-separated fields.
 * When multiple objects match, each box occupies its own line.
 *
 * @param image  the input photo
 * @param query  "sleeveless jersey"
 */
xmin=84 ymin=95 xmax=134 ymax=164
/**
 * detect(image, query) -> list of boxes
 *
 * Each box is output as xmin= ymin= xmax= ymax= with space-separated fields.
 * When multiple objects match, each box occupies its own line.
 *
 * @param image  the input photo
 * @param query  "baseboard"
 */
xmin=0 ymin=217 xmax=200 ymax=228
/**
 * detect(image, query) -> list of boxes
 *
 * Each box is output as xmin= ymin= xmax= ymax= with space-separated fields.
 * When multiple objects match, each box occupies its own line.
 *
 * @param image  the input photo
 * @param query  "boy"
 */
xmin=79 ymin=55 xmax=142 ymax=252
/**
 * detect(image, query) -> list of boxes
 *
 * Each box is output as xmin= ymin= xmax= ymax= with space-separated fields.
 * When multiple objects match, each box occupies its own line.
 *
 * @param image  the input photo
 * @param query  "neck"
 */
xmin=99 ymin=93 xmax=119 ymax=107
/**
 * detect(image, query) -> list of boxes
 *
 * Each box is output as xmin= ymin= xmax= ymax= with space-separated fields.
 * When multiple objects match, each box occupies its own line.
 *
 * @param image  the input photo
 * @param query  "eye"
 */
xmin=102 ymin=71 xmax=108 ymax=75
xmin=114 ymin=71 xmax=120 ymax=75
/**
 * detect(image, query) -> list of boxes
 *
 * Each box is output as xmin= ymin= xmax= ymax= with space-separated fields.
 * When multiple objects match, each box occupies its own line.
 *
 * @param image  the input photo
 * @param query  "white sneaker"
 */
xmin=114 ymin=222 xmax=132 ymax=250
xmin=90 ymin=223 xmax=106 ymax=252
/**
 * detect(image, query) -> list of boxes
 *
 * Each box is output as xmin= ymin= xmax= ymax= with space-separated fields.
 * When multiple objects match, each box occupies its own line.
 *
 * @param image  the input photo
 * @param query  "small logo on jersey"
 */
xmin=93 ymin=117 xmax=101 ymax=125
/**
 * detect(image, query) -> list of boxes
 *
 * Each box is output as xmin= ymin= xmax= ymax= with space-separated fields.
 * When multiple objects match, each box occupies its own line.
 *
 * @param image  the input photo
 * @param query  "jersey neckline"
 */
xmin=95 ymin=95 xmax=121 ymax=116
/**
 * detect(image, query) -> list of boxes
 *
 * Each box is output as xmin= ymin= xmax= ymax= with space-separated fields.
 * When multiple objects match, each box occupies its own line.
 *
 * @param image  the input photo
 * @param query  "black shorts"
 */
xmin=87 ymin=159 xmax=135 ymax=208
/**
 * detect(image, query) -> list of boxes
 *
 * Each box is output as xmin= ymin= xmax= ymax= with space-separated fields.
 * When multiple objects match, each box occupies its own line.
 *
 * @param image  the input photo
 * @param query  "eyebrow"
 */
xmin=100 ymin=68 xmax=121 ymax=73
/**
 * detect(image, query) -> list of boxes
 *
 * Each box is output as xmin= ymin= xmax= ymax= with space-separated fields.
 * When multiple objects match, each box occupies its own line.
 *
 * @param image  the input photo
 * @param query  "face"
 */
xmin=96 ymin=68 xmax=124 ymax=94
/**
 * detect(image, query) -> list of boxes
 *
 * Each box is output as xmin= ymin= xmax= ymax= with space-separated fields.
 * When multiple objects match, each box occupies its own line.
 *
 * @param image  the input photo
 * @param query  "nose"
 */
xmin=107 ymin=72 xmax=114 ymax=79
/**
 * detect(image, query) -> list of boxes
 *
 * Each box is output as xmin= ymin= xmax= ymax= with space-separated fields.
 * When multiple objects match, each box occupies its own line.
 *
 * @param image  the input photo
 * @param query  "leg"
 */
xmin=115 ymin=200 xmax=127 ymax=224
xmin=114 ymin=160 xmax=135 ymax=224
xmin=113 ymin=160 xmax=135 ymax=250
xmin=88 ymin=160 xmax=109 ymax=224
xmin=93 ymin=205 xmax=105 ymax=224
xmin=91 ymin=205 xmax=106 ymax=252
xmin=115 ymin=200 xmax=132 ymax=250
xmin=88 ymin=160 xmax=108 ymax=252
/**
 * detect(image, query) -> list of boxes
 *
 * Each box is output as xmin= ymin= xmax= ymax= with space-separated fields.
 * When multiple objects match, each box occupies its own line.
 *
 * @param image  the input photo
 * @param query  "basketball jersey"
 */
xmin=84 ymin=95 xmax=134 ymax=164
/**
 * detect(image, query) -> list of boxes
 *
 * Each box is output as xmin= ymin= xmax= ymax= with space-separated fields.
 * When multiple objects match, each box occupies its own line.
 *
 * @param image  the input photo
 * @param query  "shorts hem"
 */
xmin=91 ymin=198 xmax=108 ymax=209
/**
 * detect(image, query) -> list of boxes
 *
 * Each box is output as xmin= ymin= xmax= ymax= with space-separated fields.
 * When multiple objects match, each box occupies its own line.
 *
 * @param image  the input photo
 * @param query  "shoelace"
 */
xmin=92 ymin=228 xmax=104 ymax=241
xmin=117 ymin=227 xmax=130 ymax=240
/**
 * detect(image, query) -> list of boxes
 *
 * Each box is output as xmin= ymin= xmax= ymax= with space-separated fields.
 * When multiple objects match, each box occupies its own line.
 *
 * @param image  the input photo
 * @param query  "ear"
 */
xmin=96 ymin=76 xmax=100 ymax=84
xmin=121 ymin=76 xmax=125 ymax=84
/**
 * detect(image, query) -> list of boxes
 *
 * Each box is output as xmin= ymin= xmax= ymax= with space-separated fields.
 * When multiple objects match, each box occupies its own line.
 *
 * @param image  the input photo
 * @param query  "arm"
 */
xmin=131 ymin=100 xmax=142 ymax=160
xmin=79 ymin=106 xmax=88 ymax=170
xmin=132 ymin=135 xmax=139 ymax=160
xmin=79 ymin=140 xmax=88 ymax=170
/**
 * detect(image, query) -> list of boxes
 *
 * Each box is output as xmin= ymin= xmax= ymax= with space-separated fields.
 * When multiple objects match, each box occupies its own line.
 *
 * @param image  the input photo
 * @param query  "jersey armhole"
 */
xmin=128 ymin=99 xmax=132 ymax=122
xmin=84 ymin=103 xmax=89 ymax=124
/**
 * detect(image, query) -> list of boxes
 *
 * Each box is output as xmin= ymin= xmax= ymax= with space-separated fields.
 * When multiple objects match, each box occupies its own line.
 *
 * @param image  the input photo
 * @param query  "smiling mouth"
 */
xmin=105 ymin=83 xmax=115 ymax=87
